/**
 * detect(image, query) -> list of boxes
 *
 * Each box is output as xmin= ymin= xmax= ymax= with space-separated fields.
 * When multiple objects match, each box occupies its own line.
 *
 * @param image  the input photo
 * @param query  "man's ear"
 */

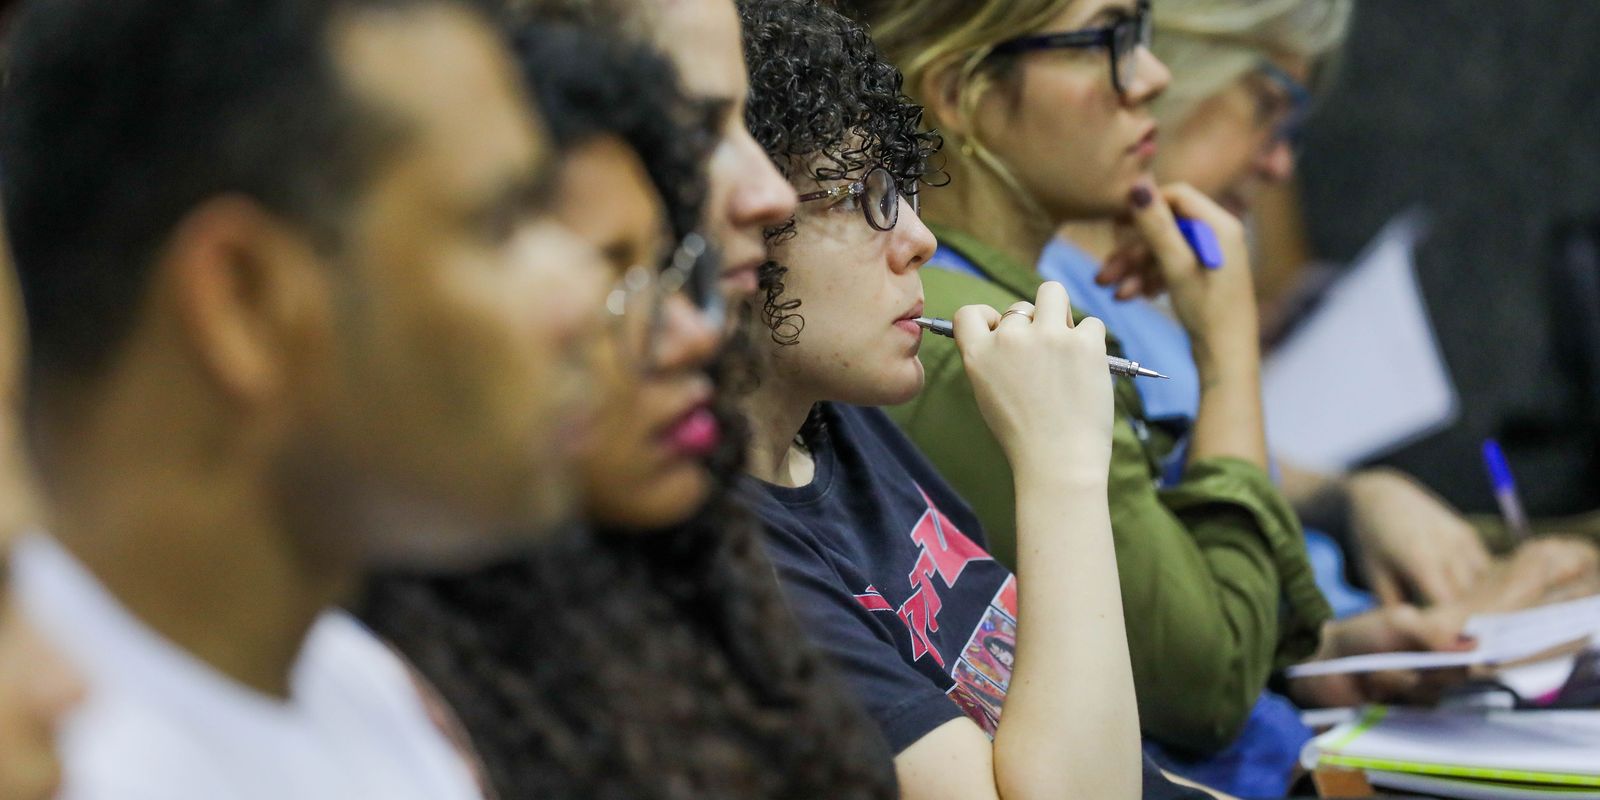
xmin=161 ymin=196 xmax=332 ymax=407
xmin=918 ymin=57 xmax=972 ymax=141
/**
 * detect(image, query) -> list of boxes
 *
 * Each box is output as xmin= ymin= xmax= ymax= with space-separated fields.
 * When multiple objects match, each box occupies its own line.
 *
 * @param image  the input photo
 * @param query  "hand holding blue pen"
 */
xmin=1102 ymin=183 xmax=1249 ymax=321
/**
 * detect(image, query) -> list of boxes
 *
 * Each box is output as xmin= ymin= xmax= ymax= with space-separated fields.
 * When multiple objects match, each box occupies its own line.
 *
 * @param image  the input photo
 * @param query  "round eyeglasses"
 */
xmin=988 ymin=0 xmax=1152 ymax=98
xmin=605 ymin=231 xmax=725 ymax=370
xmin=1255 ymin=60 xmax=1311 ymax=152
xmin=796 ymin=166 xmax=919 ymax=232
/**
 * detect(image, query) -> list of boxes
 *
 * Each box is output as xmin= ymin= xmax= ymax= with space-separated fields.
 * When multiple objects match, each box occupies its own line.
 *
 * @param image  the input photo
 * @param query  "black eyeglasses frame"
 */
xmin=987 ymin=0 xmax=1152 ymax=97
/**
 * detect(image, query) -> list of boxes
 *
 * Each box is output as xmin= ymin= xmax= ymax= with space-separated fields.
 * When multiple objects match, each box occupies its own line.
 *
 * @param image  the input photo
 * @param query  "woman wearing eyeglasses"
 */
xmin=359 ymin=24 xmax=899 ymax=799
xmin=837 ymin=0 xmax=1344 ymax=765
xmin=736 ymin=1 xmax=1226 ymax=798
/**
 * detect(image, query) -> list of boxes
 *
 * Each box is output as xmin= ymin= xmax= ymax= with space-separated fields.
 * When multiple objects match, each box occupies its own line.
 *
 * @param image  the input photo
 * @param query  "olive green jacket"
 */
xmin=888 ymin=225 xmax=1332 ymax=755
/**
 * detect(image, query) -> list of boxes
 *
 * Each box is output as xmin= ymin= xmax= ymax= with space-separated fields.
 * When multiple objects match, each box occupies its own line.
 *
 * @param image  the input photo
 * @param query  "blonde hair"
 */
xmin=1149 ymin=0 xmax=1354 ymax=129
xmin=845 ymin=0 xmax=1083 ymax=215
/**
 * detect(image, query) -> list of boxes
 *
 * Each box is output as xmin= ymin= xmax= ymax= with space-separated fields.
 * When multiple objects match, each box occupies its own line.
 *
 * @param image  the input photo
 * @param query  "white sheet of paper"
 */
xmin=1286 ymin=595 xmax=1600 ymax=678
xmin=1263 ymin=211 xmax=1459 ymax=471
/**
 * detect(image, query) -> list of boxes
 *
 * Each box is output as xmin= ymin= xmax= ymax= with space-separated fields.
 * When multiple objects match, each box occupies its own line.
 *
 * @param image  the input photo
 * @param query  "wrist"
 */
xmin=1194 ymin=359 xmax=1261 ymax=394
xmin=1191 ymin=333 xmax=1261 ymax=383
xmin=1009 ymin=450 xmax=1110 ymax=494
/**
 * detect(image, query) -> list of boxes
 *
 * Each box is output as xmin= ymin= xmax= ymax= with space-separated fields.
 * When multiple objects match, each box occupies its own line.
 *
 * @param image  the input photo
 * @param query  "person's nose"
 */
xmin=1123 ymin=46 xmax=1171 ymax=106
xmin=1255 ymin=137 xmax=1296 ymax=184
xmin=889 ymin=196 xmax=938 ymax=275
xmin=726 ymin=127 xmax=798 ymax=231
xmin=648 ymin=293 xmax=720 ymax=375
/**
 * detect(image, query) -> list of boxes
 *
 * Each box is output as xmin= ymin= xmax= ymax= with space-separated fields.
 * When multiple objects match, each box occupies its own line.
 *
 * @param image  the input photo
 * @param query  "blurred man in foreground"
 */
xmin=0 ymin=0 xmax=607 ymax=795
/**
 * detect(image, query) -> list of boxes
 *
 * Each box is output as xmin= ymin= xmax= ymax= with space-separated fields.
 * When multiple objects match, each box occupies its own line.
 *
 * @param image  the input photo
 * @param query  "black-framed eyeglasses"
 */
xmin=796 ymin=166 xmax=918 ymax=232
xmin=605 ymin=231 xmax=725 ymax=370
xmin=1256 ymin=60 xmax=1312 ymax=151
xmin=988 ymin=0 xmax=1152 ymax=97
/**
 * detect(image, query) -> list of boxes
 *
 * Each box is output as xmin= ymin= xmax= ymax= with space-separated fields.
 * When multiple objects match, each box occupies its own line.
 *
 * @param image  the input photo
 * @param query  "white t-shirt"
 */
xmin=11 ymin=534 xmax=486 ymax=800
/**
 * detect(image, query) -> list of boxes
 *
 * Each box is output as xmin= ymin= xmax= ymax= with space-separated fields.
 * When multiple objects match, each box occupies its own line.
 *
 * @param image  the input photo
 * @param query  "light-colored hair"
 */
xmin=1149 ymin=0 xmax=1354 ymax=128
xmin=843 ymin=0 xmax=1083 ymax=213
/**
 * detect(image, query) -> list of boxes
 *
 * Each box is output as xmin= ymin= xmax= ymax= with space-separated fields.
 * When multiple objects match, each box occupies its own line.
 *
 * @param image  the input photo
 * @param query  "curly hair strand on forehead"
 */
xmin=738 ymin=0 xmax=943 ymax=350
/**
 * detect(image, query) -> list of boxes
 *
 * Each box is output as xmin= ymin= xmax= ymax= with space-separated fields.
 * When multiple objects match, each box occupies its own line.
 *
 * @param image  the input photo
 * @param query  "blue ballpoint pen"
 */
xmin=1176 ymin=217 xmax=1224 ymax=269
xmin=1481 ymin=438 xmax=1530 ymax=543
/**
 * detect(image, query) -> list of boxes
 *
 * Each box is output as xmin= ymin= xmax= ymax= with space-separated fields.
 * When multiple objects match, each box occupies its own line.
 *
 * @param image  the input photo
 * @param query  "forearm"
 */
xmin=1187 ymin=338 xmax=1268 ymax=469
xmin=994 ymin=468 xmax=1140 ymax=800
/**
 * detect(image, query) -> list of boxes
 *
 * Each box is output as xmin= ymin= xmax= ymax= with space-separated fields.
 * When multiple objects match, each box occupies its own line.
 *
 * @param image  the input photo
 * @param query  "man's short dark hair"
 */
xmin=0 ymin=0 xmax=449 ymax=385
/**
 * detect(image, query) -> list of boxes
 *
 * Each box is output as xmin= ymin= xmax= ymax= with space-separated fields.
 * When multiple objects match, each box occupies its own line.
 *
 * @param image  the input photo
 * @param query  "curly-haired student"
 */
xmin=734 ymin=1 xmax=1217 ymax=797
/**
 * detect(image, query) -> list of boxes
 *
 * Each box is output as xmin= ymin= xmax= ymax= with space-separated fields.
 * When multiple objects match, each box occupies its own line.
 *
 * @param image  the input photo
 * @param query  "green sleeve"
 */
xmin=888 ymin=269 xmax=1331 ymax=755
xmin=1127 ymin=437 xmax=1331 ymax=753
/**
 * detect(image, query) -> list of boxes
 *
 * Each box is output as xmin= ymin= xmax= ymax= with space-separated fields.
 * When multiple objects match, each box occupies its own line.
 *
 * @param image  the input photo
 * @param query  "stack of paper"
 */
xmin=1303 ymin=706 xmax=1600 ymax=799
xmin=1286 ymin=594 xmax=1600 ymax=678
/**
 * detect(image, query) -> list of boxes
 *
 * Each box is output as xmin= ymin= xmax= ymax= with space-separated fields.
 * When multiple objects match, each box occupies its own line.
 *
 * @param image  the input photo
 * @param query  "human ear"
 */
xmin=917 ymin=57 xmax=973 ymax=141
xmin=163 ymin=196 xmax=332 ymax=408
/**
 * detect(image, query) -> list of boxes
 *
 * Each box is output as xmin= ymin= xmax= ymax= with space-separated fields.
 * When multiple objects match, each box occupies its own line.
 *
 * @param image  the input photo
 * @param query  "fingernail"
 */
xmin=1129 ymin=185 xmax=1152 ymax=209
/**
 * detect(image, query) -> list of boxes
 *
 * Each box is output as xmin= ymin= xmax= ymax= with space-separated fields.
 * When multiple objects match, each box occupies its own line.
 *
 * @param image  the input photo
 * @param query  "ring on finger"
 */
xmin=1001 ymin=308 xmax=1034 ymax=322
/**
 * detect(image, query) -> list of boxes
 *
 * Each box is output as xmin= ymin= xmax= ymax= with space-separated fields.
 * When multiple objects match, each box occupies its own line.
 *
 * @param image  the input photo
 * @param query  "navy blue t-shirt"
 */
xmin=750 ymin=403 xmax=1208 ymax=800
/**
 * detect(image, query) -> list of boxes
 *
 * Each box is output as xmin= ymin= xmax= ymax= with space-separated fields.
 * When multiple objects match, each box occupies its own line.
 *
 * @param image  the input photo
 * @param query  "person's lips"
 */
xmin=893 ymin=299 xmax=925 ymax=338
xmin=661 ymin=403 xmax=721 ymax=459
xmin=720 ymin=253 xmax=764 ymax=298
xmin=1128 ymin=125 xmax=1158 ymax=160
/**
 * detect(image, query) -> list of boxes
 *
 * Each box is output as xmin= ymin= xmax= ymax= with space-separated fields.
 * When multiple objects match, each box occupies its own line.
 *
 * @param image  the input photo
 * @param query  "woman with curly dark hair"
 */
xmin=736 ymin=1 xmax=1217 ymax=798
xmin=357 ymin=23 xmax=898 ymax=800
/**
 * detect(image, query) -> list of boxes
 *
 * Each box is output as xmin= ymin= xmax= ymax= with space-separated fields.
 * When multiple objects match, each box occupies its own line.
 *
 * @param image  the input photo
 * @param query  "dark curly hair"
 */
xmin=508 ymin=23 xmax=709 ymax=241
xmin=739 ymin=0 xmax=944 ymax=348
xmin=356 ymin=23 xmax=898 ymax=800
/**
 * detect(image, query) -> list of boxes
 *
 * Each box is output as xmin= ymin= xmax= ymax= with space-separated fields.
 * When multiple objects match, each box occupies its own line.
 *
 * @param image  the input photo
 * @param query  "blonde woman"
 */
xmin=842 ymin=0 xmax=1474 ymax=783
xmin=1067 ymin=0 xmax=1600 ymax=626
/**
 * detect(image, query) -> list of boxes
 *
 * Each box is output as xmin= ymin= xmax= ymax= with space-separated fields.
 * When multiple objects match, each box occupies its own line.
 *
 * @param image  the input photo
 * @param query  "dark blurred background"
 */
xmin=1297 ymin=0 xmax=1600 ymax=516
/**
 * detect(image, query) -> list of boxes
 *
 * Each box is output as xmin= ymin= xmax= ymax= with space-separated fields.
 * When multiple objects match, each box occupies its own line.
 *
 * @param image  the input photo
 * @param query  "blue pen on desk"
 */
xmin=1481 ymin=438 xmax=1530 ymax=542
xmin=1176 ymin=217 xmax=1225 ymax=269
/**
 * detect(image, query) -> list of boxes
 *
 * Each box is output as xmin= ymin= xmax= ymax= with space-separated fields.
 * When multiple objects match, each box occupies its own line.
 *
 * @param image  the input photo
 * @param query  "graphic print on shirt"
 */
xmin=845 ymin=484 xmax=1019 ymax=735
xmin=892 ymin=486 xmax=991 ymax=667
xmin=962 ymin=604 xmax=1017 ymax=687
xmin=946 ymin=578 xmax=1017 ymax=736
